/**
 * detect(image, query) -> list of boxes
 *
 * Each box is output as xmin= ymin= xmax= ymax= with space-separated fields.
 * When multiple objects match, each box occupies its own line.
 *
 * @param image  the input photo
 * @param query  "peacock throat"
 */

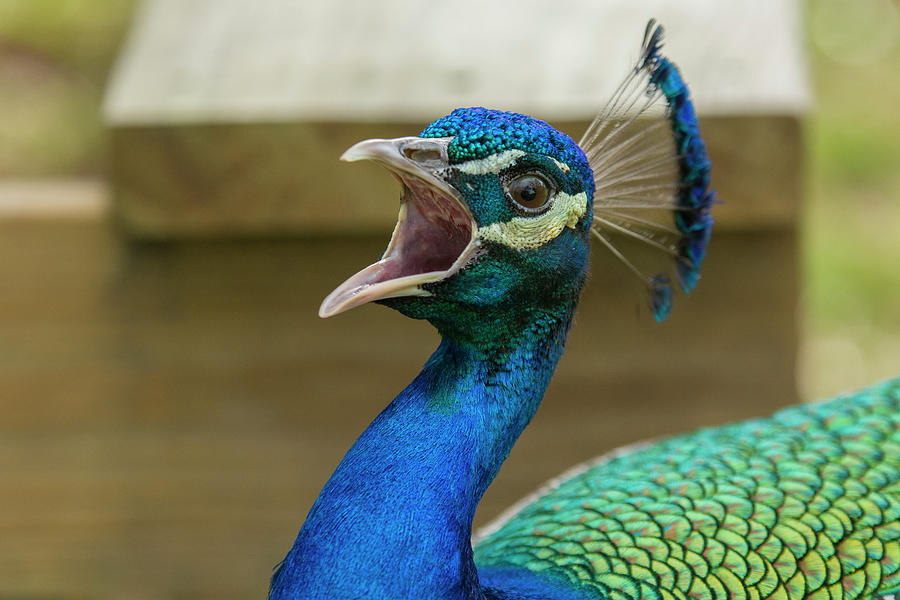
xmin=271 ymin=300 xmax=584 ymax=599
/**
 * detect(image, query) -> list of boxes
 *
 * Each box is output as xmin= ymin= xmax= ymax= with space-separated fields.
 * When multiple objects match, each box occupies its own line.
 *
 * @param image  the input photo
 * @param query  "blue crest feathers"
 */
xmin=581 ymin=19 xmax=715 ymax=321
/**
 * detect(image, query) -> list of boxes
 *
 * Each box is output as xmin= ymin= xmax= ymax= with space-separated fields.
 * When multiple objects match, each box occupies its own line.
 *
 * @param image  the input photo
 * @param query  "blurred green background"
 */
xmin=0 ymin=0 xmax=896 ymax=398
xmin=802 ymin=0 xmax=900 ymax=398
xmin=0 ymin=0 xmax=135 ymax=175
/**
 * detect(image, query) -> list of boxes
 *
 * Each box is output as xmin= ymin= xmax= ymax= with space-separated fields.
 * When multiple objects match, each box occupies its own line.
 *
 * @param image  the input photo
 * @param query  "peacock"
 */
xmin=269 ymin=21 xmax=900 ymax=600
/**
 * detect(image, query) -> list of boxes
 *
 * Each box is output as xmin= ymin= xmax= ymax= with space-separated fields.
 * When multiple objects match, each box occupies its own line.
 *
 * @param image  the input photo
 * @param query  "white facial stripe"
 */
xmin=456 ymin=150 xmax=526 ymax=175
xmin=477 ymin=191 xmax=588 ymax=251
xmin=551 ymin=158 xmax=570 ymax=173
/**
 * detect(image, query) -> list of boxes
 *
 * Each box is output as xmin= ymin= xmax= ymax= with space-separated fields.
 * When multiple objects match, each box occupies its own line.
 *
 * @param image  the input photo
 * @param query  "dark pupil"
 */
xmin=520 ymin=183 xmax=537 ymax=203
xmin=512 ymin=176 xmax=547 ymax=209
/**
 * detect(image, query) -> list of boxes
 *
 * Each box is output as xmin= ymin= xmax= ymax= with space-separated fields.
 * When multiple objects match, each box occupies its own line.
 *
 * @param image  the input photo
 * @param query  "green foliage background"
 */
xmin=0 ymin=0 xmax=137 ymax=174
xmin=803 ymin=0 xmax=899 ymax=397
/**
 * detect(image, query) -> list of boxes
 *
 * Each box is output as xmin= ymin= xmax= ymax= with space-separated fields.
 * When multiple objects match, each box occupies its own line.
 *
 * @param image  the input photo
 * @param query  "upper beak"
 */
xmin=318 ymin=137 xmax=479 ymax=318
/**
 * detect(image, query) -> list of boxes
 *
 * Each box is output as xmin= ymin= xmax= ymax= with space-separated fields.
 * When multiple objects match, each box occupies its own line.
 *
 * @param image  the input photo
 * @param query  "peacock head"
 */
xmin=319 ymin=108 xmax=595 ymax=343
xmin=319 ymin=22 xmax=716 ymax=343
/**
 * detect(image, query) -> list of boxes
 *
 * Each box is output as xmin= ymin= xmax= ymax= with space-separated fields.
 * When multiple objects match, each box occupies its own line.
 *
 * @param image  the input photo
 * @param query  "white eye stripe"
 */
xmin=456 ymin=150 xmax=526 ymax=175
xmin=456 ymin=150 xmax=572 ymax=178
xmin=477 ymin=191 xmax=588 ymax=251
xmin=551 ymin=158 xmax=571 ymax=173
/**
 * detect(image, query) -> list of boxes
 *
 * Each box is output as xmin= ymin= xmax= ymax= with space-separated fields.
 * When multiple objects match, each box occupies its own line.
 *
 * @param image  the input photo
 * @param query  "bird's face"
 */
xmin=320 ymin=108 xmax=595 ymax=343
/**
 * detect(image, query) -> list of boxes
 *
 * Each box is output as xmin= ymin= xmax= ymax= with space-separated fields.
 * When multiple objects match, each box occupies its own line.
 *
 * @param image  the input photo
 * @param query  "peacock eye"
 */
xmin=506 ymin=173 xmax=553 ymax=215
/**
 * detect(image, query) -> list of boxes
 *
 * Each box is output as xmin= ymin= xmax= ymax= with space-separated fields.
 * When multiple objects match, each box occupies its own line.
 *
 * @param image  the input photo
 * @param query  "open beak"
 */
xmin=319 ymin=137 xmax=479 ymax=318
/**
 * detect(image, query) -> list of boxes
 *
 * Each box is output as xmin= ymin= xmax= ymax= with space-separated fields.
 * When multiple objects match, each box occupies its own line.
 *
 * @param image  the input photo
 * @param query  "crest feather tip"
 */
xmin=584 ymin=19 xmax=716 ymax=320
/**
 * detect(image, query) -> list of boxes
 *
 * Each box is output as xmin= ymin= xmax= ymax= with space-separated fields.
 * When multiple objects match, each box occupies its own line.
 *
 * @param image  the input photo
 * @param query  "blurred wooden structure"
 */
xmin=0 ymin=203 xmax=798 ymax=599
xmin=104 ymin=0 xmax=808 ymax=236
xmin=2 ymin=0 xmax=808 ymax=598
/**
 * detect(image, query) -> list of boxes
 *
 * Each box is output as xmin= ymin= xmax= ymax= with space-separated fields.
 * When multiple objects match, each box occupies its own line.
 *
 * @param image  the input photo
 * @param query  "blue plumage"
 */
xmin=271 ymin=327 xmax=575 ymax=599
xmin=643 ymin=20 xmax=715 ymax=293
xmin=648 ymin=44 xmax=715 ymax=292
xmin=584 ymin=19 xmax=715 ymax=320
xmin=421 ymin=107 xmax=596 ymax=197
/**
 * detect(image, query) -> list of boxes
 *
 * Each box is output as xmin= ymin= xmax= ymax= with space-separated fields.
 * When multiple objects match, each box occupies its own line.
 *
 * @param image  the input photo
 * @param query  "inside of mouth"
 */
xmin=319 ymin=166 xmax=474 ymax=317
xmin=377 ymin=175 xmax=473 ymax=281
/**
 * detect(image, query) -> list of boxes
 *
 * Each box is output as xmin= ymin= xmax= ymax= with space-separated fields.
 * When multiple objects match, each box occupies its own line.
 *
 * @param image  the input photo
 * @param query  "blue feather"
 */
xmin=583 ymin=19 xmax=715 ymax=318
xmin=649 ymin=274 xmax=673 ymax=323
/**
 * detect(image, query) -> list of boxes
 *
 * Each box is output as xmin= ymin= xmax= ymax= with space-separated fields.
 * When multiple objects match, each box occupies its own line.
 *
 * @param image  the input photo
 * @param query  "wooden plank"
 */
xmin=105 ymin=0 xmax=808 ymax=124
xmin=104 ymin=0 xmax=807 ymax=236
xmin=0 ymin=179 xmax=108 ymax=219
xmin=109 ymin=115 xmax=802 ymax=237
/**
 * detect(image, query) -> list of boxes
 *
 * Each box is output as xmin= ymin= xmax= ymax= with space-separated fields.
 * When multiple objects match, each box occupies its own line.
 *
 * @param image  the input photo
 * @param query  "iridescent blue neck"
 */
xmin=269 ymin=310 xmax=574 ymax=600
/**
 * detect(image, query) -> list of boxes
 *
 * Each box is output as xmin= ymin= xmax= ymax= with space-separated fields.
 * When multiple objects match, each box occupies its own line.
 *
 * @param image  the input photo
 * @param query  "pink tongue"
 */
xmin=318 ymin=178 xmax=473 ymax=318
xmin=382 ymin=185 xmax=470 ymax=279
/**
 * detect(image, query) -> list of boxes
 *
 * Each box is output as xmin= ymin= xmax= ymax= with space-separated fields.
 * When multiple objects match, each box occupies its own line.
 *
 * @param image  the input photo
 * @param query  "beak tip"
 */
xmin=338 ymin=148 xmax=360 ymax=163
xmin=340 ymin=138 xmax=391 ymax=163
xmin=318 ymin=297 xmax=341 ymax=319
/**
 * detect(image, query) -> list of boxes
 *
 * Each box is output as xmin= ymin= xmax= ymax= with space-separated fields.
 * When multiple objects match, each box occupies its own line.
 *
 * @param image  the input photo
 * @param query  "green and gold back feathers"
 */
xmin=475 ymin=378 xmax=900 ymax=600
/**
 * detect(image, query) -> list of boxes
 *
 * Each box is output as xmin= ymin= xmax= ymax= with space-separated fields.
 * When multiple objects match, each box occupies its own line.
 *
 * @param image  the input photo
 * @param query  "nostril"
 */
xmin=399 ymin=137 xmax=452 ymax=168
xmin=404 ymin=147 xmax=443 ymax=164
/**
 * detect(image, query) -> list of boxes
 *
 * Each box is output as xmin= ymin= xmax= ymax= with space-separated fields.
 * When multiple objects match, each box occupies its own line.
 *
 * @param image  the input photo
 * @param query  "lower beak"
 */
xmin=318 ymin=137 xmax=479 ymax=318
